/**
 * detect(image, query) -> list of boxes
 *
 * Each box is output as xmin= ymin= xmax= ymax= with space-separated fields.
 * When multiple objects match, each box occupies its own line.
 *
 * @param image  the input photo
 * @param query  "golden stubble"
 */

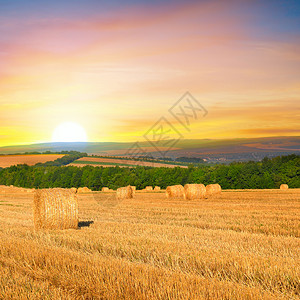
xmin=0 ymin=188 xmax=299 ymax=299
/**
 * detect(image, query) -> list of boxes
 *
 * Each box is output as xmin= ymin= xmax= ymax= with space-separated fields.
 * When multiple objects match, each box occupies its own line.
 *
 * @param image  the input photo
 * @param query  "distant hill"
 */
xmin=0 ymin=136 xmax=299 ymax=163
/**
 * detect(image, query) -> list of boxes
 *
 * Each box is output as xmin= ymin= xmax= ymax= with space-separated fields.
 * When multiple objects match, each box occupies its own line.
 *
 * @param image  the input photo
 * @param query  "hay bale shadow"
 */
xmin=78 ymin=221 xmax=94 ymax=228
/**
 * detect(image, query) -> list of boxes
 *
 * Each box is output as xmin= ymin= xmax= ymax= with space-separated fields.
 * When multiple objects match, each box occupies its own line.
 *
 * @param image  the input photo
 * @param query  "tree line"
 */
xmin=0 ymin=154 xmax=299 ymax=190
xmin=34 ymin=151 xmax=87 ymax=167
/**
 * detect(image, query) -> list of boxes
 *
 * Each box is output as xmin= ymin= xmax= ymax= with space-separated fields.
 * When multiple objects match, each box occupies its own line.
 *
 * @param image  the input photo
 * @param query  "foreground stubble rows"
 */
xmin=0 ymin=189 xmax=299 ymax=299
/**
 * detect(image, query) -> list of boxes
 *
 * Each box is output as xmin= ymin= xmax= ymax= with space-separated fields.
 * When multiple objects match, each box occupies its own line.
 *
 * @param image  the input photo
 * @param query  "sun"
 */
xmin=52 ymin=122 xmax=88 ymax=143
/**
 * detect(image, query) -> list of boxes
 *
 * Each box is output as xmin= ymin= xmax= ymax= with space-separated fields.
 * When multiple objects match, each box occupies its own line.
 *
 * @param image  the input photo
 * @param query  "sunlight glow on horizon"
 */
xmin=52 ymin=122 xmax=88 ymax=143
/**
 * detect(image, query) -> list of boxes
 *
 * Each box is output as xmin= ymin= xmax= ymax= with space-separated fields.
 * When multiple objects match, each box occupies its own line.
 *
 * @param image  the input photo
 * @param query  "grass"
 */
xmin=0 ymin=189 xmax=299 ymax=299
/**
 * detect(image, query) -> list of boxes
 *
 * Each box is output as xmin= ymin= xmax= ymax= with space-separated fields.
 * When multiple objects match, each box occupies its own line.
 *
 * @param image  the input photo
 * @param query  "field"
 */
xmin=0 ymin=189 xmax=299 ymax=299
xmin=0 ymin=154 xmax=64 ymax=168
xmin=69 ymin=156 xmax=188 ymax=168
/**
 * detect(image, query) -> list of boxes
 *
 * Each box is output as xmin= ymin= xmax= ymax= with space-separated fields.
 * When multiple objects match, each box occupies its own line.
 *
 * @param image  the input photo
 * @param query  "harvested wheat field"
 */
xmin=0 ymin=154 xmax=64 ymax=168
xmin=68 ymin=156 xmax=188 ymax=168
xmin=0 ymin=189 xmax=299 ymax=299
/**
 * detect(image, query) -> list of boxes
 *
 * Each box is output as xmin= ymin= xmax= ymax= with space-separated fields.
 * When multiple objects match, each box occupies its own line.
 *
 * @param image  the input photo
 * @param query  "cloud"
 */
xmin=237 ymin=128 xmax=300 ymax=136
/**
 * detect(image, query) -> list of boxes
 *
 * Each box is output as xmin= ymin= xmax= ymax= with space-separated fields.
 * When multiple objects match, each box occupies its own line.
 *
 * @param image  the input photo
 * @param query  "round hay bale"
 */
xmin=145 ymin=186 xmax=153 ymax=191
xmin=33 ymin=188 xmax=78 ymax=230
xmin=154 ymin=186 xmax=161 ymax=192
xmin=101 ymin=187 xmax=110 ymax=192
xmin=165 ymin=185 xmax=184 ymax=199
xmin=116 ymin=186 xmax=134 ymax=200
xmin=77 ymin=187 xmax=92 ymax=193
xmin=280 ymin=184 xmax=288 ymax=190
xmin=206 ymin=184 xmax=217 ymax=196
xmin=184 ymin=184 xmax=206 ymax=200
xmin=130 ymin=186 xmax=136 ymax=195
xmin=70 ymin=187 xmax=77 ymax=193
xmin=214 ymin=184 xmax=222 ymax=194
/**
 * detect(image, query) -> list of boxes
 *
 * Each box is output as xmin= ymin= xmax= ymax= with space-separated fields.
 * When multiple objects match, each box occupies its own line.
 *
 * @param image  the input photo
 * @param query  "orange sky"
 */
xmin=0 ymin=0 xmax=299 ymax=146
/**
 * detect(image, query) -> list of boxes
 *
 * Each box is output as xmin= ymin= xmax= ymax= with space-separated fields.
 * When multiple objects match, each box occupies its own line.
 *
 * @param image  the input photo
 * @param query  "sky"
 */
xmin=0 ymin=0 xmax=299 ymax=146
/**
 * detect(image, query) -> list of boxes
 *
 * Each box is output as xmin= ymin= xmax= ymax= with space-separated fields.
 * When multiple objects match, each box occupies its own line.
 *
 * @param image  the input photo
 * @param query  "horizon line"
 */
xmin=0 ymin=135 xmax=300 ymax=149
